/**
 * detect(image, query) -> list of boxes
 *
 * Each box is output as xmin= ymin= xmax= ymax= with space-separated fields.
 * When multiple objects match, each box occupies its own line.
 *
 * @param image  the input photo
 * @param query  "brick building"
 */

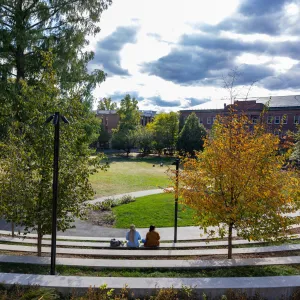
xmin=96 ymin=110 xmax=156 ymax=133
xmin=96 ymin=110 xmax=119 ymax=134
xmin=180 ymin=95 xmax=300 ymax=136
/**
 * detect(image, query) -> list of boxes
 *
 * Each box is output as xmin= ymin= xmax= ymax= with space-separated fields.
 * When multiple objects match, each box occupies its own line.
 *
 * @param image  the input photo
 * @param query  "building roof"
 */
xmin=183 ymin=95 xmax=300 ymax=111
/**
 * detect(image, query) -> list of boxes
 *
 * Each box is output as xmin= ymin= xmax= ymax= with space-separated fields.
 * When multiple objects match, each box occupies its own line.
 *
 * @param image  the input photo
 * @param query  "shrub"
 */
xmin=119 ymin=195 xmax=136 ymax=205
xmin=103 ymin=213 xmax=116 ymax=225
xmin=0 ymin=284 xmax=60 ymax=300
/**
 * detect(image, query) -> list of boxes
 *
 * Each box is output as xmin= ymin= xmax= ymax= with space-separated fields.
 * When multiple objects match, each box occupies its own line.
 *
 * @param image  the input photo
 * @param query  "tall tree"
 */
xmin=135 ymin=125 xmax=154 ymax=155
xmin=111 ymin=129 xmax=137 ymax=157
xmin=117 ymin=94 xmax=140 ymax=131
xmin=97 ymin=97 xmax=117 ymax=110
xmin=149 ymin=112 xmax=179 ymax=155
xmin=111 ymin=94 xmax=140 ymax=155
xmin=177 ymin=112 xmax=206 ymax=155
xmin=0 ymin=53 xmax=107 ymax=256
xmin=0 ymin=0 xmax=112 ymax=131
xmin=173 ymin=113 xmax=299 ymax=259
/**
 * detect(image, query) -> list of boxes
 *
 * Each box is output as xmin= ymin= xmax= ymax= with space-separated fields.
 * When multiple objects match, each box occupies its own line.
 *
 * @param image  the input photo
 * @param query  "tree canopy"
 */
xmin=0 ymin=0 xmax=112 ymax=136
xmin=149 ymin=112 xmax=179 ymax=154
xmin=177 ymin=112 xmax=206 ymax=155
xmin=173 ymin=113 xmax=300 ymax=258
xmin=111 ymin=94 xmax=140 ymax=155
xmin=0 ymin=53 xmax=106 ymax=255
xmin=97 ymin=97 xmax=118 ymax=111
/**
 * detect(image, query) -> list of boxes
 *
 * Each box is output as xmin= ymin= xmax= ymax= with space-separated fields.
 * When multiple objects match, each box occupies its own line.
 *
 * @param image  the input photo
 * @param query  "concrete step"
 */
xmin=1 ymin=254 xmax=300 ymax=269
xmin=0 ymin=235 xmax=299 ymax=249
xmin=0 ymin=243 xmax=299 ymax=257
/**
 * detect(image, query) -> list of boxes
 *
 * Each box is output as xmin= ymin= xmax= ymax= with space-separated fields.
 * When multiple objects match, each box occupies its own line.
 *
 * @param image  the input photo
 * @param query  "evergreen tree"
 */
xmin=0 ymin=0 xmax=112 ymax=135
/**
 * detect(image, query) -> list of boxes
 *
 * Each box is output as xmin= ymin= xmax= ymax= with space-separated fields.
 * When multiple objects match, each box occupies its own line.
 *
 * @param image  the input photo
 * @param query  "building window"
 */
xmin=267 ymin=116 xmax=273 ymax=124
xmin=274 ymin=116 xmax=280 ymax=124
xmin=282 ymin=115 xmax=287 ymax=124
xmin=199 ymin=117 xmax=203 ymax=124
xmin=294 ymin=116 xmax=299 ymax=124
xmin=213 ymin=117 xmax=216 ymax=123
xmin=252 ymin=116 xmax=259 ymax=124
xmin=207 ymin=117 xmax=211 ymax=124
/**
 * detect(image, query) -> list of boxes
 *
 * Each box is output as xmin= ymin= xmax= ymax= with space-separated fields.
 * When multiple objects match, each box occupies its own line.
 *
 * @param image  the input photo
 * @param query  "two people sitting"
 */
xmin=126 ymin=224 xmax=160 ymax=248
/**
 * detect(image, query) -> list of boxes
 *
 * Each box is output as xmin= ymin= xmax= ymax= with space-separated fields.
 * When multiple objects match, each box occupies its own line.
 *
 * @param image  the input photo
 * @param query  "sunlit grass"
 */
xmin=112 ymin=193 xmax=198 ymax=228
xmin=90 ymin=156 xmax=175 ymax=197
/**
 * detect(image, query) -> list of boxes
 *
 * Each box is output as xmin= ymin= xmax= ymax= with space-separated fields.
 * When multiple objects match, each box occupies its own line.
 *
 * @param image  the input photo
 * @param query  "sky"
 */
xmin=89 ymin=0 xmax=300 ymax=111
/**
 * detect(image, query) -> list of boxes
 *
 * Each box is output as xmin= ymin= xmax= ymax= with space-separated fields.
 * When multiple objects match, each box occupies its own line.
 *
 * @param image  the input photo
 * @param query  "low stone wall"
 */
xmin=0 ymin=273 xmax=299 ymax=300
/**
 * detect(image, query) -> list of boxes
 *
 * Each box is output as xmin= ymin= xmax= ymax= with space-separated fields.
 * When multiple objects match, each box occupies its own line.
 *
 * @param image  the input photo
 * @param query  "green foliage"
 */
xmin=0 ymin=0 xmax=112 ymax=140
xmin=290 ymin=125 xmax=300 ymax=161
xmin=135 ymin=125 xmax=154 ymax=154
xmin=177 ymin=112 xmax=206 ymax=155
xmin=97 ymin=97 xmax=118 ymax=110
xmin=111 ymin=129 xmax=137 ymax=156
xmin=117 ymin=94 xmax=140 ymax=131
xmin=102 ymin=212 xmax=116 ymax=225
xmin=0 ymin=281 xmax=299 ymax=300
xmin=0 ymin=0 xmax=112 ymax=89
xmin=0 ymin=285 xmax=61 ymax=300
xmin=90 ymin=195 xmax=135 ymax=212
xmin=0 ymin=53 xmax=107 ymax=253
xmin=119 ymin=195 xmax=136 ymax=204
xmin=149 ymin=112 xmax=179 ymax=154
xmin=97 ymin=122 xmax=111 ymax=146
xmin=111 ymin=94 xmax=140 ymax=155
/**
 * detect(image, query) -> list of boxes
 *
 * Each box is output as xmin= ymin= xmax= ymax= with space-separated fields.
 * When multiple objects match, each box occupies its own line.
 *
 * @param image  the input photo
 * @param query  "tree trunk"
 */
xmin=37 ymin=225 xmax=42 ymax=257
xmin=16 ymin=45 xmax=25 ymax=82
xmin=228 ymin=223 xmax=233 ymax=259
xmin=15 ymin=1 xmax=26 ymax=83
xmin=11 ymin=222 xmax=15 ymax=237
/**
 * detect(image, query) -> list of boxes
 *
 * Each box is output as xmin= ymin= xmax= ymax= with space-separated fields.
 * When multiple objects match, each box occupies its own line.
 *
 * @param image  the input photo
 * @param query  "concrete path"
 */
xmin=0 ymin=272 xmax=299 ymax=299
xmin=0 ymin=187 xmax=299 ymax=239
xmin=1 ymin=254 xmax=300 ymax=269
xmin=0 ymin=243 xmax=300 ymax=256
xmin=1 ymin=235 xmax=300 ymax=248
xmin=87 ymin=189 xmax=164 ymax=205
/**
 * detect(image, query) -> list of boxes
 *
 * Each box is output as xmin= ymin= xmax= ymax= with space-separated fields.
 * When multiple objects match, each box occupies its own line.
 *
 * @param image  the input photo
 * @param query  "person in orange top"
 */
xmin=144 ymin=225 xmax=160 ymax=247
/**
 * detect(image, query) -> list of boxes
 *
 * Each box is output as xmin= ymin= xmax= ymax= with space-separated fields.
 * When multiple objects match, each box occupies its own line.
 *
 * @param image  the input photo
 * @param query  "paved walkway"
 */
xmin=87 ymin=189 xmax=164 ymax=205
xmin=1 ymin=189 xmax=299 ymax=240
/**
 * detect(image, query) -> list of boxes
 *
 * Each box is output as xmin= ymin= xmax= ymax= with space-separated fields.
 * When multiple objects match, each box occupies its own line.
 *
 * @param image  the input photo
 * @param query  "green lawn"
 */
xmin=90 ymin=156 xmax=175 ymax=197
xmin=1 ymin=262 xmax=300 ymax=278
xmin=112 ymin=193 xmax=198 ymax=228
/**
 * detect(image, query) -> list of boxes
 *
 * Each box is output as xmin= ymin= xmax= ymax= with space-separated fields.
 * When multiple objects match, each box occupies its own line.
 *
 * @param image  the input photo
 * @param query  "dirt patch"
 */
xmin=86 ymin=209 xmax=115 ymax=227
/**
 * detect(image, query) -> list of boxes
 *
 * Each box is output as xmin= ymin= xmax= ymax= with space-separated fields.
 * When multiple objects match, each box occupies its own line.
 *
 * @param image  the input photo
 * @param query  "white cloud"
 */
xmin=91 ymin=0 xmax=300 ymax=110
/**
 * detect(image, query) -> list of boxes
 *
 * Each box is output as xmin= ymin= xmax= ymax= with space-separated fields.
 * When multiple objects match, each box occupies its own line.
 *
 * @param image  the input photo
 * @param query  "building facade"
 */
xmin=180 ymin=96 xmax=300 ymax=136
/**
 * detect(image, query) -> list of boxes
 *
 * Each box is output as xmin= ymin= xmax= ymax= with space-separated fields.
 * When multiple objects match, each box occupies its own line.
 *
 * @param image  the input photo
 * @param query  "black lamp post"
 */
xmin=174 ymin=158 xmax=180 ymax=243
xmin=45 ymin=112 xmax=69 ymax=275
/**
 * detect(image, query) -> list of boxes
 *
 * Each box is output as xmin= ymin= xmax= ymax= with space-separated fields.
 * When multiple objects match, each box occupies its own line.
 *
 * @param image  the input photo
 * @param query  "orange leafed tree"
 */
xmin=175 ymin=112 xmax=299 ymax=259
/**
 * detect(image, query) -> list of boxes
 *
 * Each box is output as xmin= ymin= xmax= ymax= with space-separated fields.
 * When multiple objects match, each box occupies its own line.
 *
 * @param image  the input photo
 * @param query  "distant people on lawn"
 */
xmin=144 ymin=225 xmax=160 ymax=247
xmin=126 ymin=224 xmax=141 ymax=247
